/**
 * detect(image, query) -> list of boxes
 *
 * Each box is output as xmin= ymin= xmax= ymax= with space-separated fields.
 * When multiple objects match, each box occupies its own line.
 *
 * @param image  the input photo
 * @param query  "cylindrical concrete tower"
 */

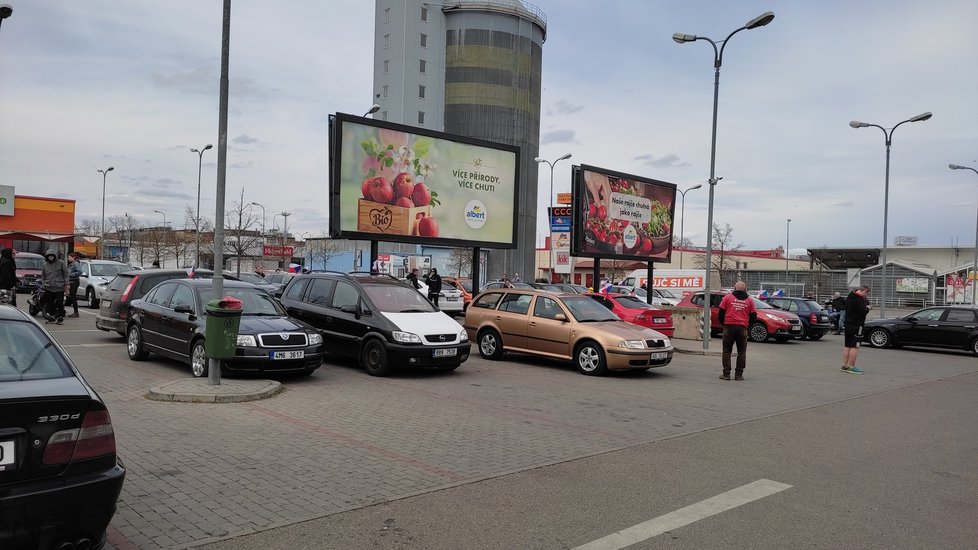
xmin=441 ymin=1 xmax=547 ymax=282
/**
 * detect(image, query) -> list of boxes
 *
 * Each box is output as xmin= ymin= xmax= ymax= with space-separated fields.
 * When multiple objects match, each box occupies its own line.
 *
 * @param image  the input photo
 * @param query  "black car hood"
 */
xmin=237 ymin=315 xmax=310 ymax=334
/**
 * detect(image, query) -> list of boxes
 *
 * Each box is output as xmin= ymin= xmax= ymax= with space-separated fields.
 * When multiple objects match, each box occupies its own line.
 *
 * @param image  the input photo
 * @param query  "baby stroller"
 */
xmin=0 ymin=289 xmax=12 ymax=305
xmin=27 ymin=279 xmax=46 ymax=317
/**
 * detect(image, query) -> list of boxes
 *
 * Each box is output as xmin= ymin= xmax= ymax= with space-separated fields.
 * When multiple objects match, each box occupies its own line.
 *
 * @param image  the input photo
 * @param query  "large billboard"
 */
xmin=571 ymin=165 xmax=677 ymax=262
xmin=329 ymin=114 xmax=519 ymax=248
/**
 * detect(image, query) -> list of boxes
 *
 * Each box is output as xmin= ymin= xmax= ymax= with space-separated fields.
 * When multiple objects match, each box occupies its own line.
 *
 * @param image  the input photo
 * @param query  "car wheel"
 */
xmin=127 ymin=324 xmax=149 ymax=361
xmin=575 ymin=341 xmax=608 ymax=376
xmin=748 ymin=323 xmax=769 ymax=342
xmin=361 ymin=338 xmax=391 ymax=377
xmin=478 ymin=329 xmax=503 ymax=360
xmin=808 ymin=333 xmax=824 ymax=341
xmin=867 ymin=328 xmax=891 ymax=348
xmin=87 ymin=288 xmax=98 ymax=309
xmin=971 ymin=337 xmax=978 ymax=356
xmin=190 ymin=340 xmax=209 ymax=378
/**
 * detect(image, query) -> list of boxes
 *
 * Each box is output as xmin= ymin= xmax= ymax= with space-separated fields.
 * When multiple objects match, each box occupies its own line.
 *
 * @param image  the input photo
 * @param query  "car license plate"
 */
xmin=791 ymin=326 xmax=801 ymax=332
xmin=0 ymin=440 xmax=15 ymax=471
xmin=101 ymin=299 xmax=111 ymax=307
xmin=446 ymin=296 xmax=459 ymax=301
xmin=434 ymin=348 xmax=457 ymax=357
xmin=269 ymin=350 xmax=304 ymax=360
xmin=653 ymin=317 xmax=667 ymax=324
xmin=651 ymin=352 xmax=668 ymax=360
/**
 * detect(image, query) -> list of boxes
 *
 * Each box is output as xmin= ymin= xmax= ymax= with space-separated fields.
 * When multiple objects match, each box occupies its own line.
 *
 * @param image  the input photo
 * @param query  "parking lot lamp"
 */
xmin=364 ymin=104 xmax=380 ymax=117
xmin=677 ymin=184 xmax=702 ymax=269
xmin=190 ymin=144 xmax=213 ymax=268
xmin=948 ymin=164 xmax=978 ymax=304
xmin=98 ymin=166 xmax=115 ymax=259
xmin=249 ymin=201 xmax=266 ymax=235
xmin=849 ymin=112 xmax=932 ymax=317
xmin=0 ymin=4 xmax=12 ymax=35
xmin=534 ymin=153 xmax=572 ymax=281
xmin=673 ymin=10 xmax=775 ymax=349
xmin=785 ymin=218 xmax=791 ymax=290
xmin=153 ymin=210 xmax=167 ymax=267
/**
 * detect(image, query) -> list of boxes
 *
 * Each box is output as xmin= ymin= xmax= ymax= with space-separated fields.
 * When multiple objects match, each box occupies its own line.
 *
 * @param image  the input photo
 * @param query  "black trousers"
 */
xmin=65 ymin=282 xmax=80 ymax=313
xmin=428 ymin=292 xmax=440 ymax=308
xmin=721 ymin=324 xmax=749 ymax=375
xmin=44 ymin=289 xmax=65 ymax=320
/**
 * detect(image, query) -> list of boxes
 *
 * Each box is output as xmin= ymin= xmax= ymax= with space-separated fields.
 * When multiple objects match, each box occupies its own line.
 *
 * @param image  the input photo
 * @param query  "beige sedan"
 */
xmin=463 ymin=289 xmax=674 ymax=375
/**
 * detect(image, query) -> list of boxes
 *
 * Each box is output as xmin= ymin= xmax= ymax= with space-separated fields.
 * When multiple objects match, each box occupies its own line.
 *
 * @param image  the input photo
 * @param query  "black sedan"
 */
xmin=126 ymin=279 xmax=325 ymax=377
xmin=864 ymin=305 xmax=978 ymax=355
xmin=1 ymin=306 xmax=125 ymax=550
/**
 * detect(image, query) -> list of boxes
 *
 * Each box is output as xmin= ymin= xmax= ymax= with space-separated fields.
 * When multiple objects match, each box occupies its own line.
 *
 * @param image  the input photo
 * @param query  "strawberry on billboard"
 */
xmin=570 ymin=165 xmax=677 ymax=262
xmin=328 ymin=114 xmax=519 ymax=248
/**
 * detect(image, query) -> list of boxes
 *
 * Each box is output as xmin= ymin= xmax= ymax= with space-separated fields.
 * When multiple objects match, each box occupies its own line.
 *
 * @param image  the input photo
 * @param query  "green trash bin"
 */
xmin=204 ymin=297 xmax=243 ymax=359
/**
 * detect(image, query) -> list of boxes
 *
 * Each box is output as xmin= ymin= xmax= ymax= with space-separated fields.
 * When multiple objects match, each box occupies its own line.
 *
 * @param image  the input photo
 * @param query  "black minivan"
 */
xmin=278 ymin=272 xmax=470 ymax=376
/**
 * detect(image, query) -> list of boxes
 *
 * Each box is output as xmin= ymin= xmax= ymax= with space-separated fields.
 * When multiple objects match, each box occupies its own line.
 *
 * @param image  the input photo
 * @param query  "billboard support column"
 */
xmin=647 ymin=261 xmax=654 ymax=305
xmin=370 ymin=241 xmax=379 ymax=273
xmin=472 ymin=247 xmax=481 ymax=294
xmin=592 ymin=260 xmax=601 ymax=293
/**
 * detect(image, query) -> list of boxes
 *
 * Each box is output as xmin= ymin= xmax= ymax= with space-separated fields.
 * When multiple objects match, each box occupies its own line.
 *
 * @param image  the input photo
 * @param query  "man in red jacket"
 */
xmin=718 ymin=281 xmax=757 ymax=381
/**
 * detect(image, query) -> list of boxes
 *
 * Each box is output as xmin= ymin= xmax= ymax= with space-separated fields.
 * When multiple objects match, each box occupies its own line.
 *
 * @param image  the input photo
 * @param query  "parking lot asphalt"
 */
xmin=29 ymin=304 xmax=978 ymax=549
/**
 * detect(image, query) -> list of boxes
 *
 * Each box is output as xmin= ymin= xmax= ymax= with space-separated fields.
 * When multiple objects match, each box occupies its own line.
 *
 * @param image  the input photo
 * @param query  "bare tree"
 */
xmin=184 ymin=205 xmax=214 ymax=268
xmin=672 ymin=235 xmax=695 ymax=249
xmin=75 ymin=218 xmax=101 ymax=237
xmin=693 ymin=223 xmax=744 ymax=285
xmin=307 ymin=231 xmax=340 ymax=271
xmin=447 ymin=247 xmax=472 ymax=278
xmin=603 ymin=258 xmax=632 ymax=283
xmin=224 ymin=188 xmax=264 ymax=276
xmin=107 ymin=215 xmax=141 ymax=263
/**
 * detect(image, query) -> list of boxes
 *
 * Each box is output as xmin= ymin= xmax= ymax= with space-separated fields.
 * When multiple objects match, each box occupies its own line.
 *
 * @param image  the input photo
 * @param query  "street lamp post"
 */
xmin=249 ymin=201 xmax=266 ymax=235
xmin=949 ymin=164 xmax=978 ymax=305
xmin=534 ymin=153 xmax=572 ymax=282
xmin=98 ymin=166 xmax=115 ymax=259
xmin=785 ymin=218 xmax=791 ymax=290
xmin=154 ymin=210 xmax=167 ymax=267
xmin=0 ymin=4 xmax=12 ymax=34
xmin=190 ymin=144 xmax=213 ymax=268
xmin=673 ymin=10 xmax=775 ymax=349
xmin=364 ymin=104 xmax=380 ymax=117
xmin=849 ymin=112 xmax=932 ymax=318
xmin=677 ymin=184 xmax=702 ymax=269
xmin=280 ymin=212 xmax=291 ymax=269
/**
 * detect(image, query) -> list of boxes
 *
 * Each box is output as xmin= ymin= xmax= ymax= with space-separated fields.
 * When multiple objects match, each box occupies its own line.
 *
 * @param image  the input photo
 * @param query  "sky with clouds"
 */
xmin=2 ymin=1 xmax=976 ymax=255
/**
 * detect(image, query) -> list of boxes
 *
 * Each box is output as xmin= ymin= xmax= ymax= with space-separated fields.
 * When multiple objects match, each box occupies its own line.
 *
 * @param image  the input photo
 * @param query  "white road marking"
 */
xmin=573 ymin=479 xmax=792 ymax=550
xmin=62 ymin=343 xmax=121 ymax=347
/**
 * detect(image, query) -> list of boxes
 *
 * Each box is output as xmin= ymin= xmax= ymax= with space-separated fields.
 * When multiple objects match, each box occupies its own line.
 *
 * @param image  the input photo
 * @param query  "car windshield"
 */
xmin=15 ymin=257 xmax=44 ymax=270
xmin=562 ymin=296 xmax=621 ymax=322
xmin=200 ymin=287 xmax=285 ymax=315
xmin=363 ymin=284 xmax=437 ymax=313
xmin=616 ymin=296 xmax=655 ymax=309
xmin=0 ymin=320 xmax=73 ymax=381
xmin=91 ymin=263 xmax=130 ymax=277
xmin=630 ymin=287 xmax=647 ymax=297
xmin=750 ymin=297 xmax=774 ymax=309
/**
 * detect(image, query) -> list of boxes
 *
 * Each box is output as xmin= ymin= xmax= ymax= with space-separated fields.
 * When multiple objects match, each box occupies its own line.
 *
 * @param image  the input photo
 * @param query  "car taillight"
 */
xmin=810 ymin=312 xmax=818 ymax=324
xmin=120 ymin=275 xmax=139 ymax=303
xmin=42 ymin=409 xmax=117 ymax=465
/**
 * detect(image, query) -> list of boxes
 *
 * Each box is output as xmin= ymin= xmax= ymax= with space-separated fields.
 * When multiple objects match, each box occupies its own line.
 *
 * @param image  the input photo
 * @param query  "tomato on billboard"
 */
xmin=328 ymin=114 xmax=519 ymax=248
xmin=571 ymin=165 xmax=677 ymax=262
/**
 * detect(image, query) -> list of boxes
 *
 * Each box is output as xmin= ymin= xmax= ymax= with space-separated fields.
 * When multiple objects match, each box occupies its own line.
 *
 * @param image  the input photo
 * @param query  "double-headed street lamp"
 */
xmin=190 ymin=144 xmax=213 ymax=268
xmin=849 ymin=112 xmax=932 ymax=318
xmin=673 ymin=10 xmax=775 ymax=349
xmin=98 ymin=166 xmax=115 ymax=259
xmin=0 ymin=4 xmax=12 ymax=34
xmin=534 ymin=153 xmax=573 ymax=280
xmin=949 ymin=164 xmax=978 ymax=305
xmin=677 ymin=184 xmax=702 ymax=269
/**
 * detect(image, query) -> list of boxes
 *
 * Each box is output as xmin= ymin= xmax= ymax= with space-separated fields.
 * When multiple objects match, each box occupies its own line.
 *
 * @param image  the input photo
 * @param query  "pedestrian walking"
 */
xmin=0 ymin=248 xmax=17 ymax=307
xmin=64 ymin=253 xmax=81 ymax=317
xmin=41 ymin=249 xmax=69 ymax=325
xmin=841 ymin=285 xmax=871 ymax=374
xmin=426 ymin=268 xmax=443 ymax=309
xmin=831 ymin=291 xmax=846 ymax=334
xmin=406 ymin=268 xmax=422 ymax=290
xmin=718 ymin=281 xmax=757 ymax=381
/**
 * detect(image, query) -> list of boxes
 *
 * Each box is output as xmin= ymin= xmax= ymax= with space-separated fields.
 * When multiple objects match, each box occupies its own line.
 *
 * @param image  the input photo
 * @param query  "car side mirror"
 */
xmin=906 ymin=316 xmax=918 ymax=323
xmin=340 ymin=304 xmax=359 ymax=314
xmin=174 ymin=304 xmax=194 ymax=315
xmin=554 ymin=313 xmax=567 ymax=322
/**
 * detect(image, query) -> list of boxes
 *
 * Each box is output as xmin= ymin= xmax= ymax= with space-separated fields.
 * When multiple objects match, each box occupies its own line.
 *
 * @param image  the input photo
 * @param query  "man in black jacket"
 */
xmin=0 ymin=248 xmax=17 ymax=306
xmin=841 ymin=286 xmax=871 ymax=374
xmin=406 ymin=268 xmax=422 ymax=290
xmin=64 ymin=253 xmax=81 ymax=317
xmin=426 ymin=268 xmax=443 ymax=309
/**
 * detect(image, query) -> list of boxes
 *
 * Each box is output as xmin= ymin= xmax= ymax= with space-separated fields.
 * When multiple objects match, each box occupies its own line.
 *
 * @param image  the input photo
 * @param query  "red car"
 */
xmin=676 ymin=291 xmax=803 ymax=342
xmin=587 ymin=293 xmax=675 ymax=337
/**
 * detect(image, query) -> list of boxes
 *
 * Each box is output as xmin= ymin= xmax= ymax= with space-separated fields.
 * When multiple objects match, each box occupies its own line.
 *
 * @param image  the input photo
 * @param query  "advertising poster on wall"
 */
xmin=895 ymin=277 xmax=929 ymax=293
xmin=329 ymin=114 xmax=519 ymax=248
xmin=945 ymin=269 xmax=975 ymax=304
xmin=570 ymin=165 xmax=677 ymax=262
xmin=549 ymin=206 xmax=572 ymax=275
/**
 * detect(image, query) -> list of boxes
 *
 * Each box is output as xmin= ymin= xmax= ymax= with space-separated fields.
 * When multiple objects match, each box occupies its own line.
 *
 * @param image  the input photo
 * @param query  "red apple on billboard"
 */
xmin=418 ymin=215 xmax=439 ymax=237
xmin=365 ymin=176 xmax=394 ymax=204
xmin=393 ymin=172 xmax=415 ymax=199
xmin=395 ymin=196 xmax=414 ymax=208
xmin=412 ymin=183 xmax=432 ymax=207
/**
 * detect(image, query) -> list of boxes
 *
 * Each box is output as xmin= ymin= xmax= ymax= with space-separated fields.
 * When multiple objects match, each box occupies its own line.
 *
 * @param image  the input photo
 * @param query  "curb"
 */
xmin=146 ymin=379 xmax=284 ymax=403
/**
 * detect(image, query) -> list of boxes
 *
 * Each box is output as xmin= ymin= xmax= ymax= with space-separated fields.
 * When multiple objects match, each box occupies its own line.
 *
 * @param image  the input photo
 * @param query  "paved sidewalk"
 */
xmin=147 ymin=378 xmax=283 ymax=403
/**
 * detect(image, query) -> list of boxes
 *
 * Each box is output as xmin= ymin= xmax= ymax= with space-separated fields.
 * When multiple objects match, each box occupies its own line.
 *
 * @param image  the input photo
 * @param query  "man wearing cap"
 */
xmin=41 ymin=249 xmax=70 ymax=324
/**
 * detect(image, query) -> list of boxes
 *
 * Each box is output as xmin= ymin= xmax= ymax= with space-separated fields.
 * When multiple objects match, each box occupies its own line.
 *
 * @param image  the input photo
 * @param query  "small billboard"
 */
xmin=329 ymin=114 xmax=519 ymax=248
xmin=571 ymin=165 xmax=677 ymax=262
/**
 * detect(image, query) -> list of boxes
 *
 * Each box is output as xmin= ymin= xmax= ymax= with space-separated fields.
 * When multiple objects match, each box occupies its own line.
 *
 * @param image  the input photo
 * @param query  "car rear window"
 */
xmin=804 ymin=300 xmax=823 ymax=311
xmin=0 ymin=321 xmax=73 ymax=381
xmin=473 ymin=292 xmax=503 ymax=309
xmin=616 ymin=296 xmax=655 ymax=309
xmin=108 ymin=274 xmax=136 ymax=291
xmin=15 ymin=257 xmax=44 ymax=270
xmin=90 ymin=263 xmax=131 ymax=277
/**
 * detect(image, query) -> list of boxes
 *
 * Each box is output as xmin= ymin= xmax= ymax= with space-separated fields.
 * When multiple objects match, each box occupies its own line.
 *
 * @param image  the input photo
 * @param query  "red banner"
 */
xmin=263 ymin=245 xmax=294 ymax=257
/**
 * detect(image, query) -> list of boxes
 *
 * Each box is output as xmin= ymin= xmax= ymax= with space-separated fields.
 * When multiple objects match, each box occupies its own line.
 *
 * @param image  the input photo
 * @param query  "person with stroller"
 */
xmin=41 ymin=249 xmax=69 ymax=325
